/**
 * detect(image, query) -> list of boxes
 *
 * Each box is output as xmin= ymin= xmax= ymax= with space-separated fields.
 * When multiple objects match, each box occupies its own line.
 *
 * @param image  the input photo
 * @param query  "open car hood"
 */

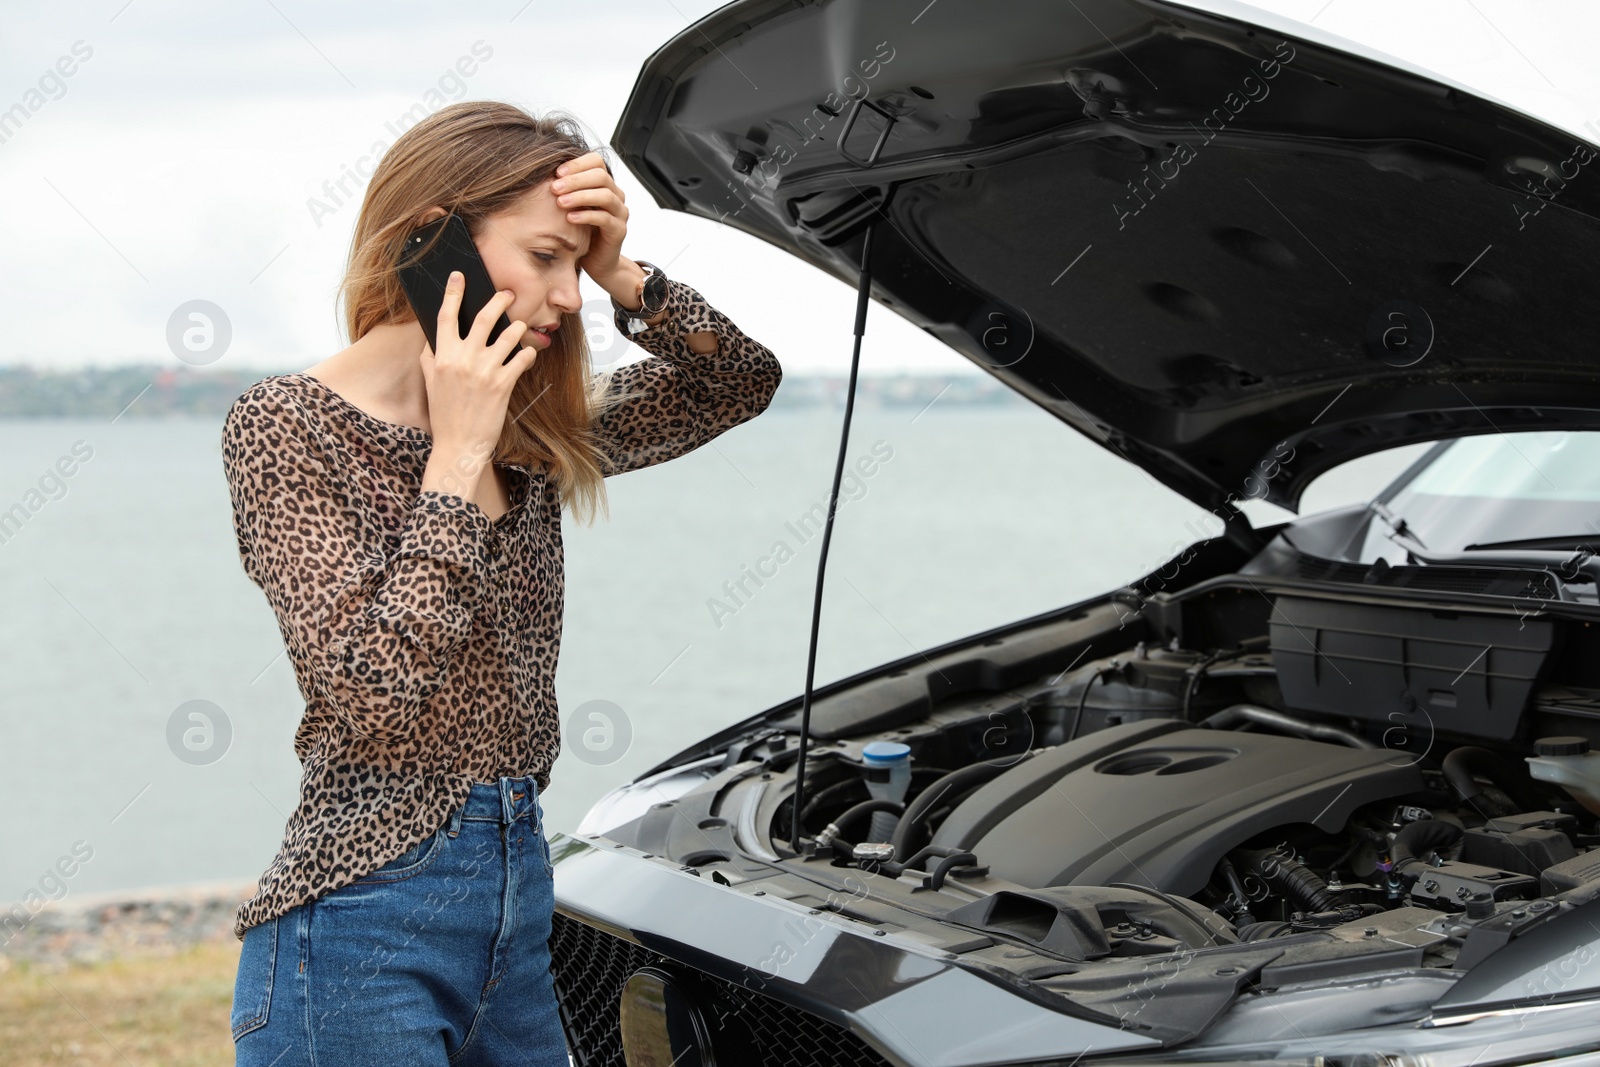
xmin=611 ymin=0 xmax=1600 ymax=512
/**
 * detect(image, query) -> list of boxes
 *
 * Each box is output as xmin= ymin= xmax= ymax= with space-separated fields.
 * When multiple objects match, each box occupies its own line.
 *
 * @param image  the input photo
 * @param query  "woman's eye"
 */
xmin=531 ymin=251 xmax=557 ymax=264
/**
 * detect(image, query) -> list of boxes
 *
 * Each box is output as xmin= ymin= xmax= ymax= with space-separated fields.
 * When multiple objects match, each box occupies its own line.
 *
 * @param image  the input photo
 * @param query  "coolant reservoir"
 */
xmin=1526 ymin=736 xmax=1600 ymax=816
xmin=862 ymin=742 xmax=912 ymax=843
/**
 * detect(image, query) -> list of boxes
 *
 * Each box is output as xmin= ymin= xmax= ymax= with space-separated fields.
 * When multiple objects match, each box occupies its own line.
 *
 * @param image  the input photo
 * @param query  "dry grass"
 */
xmin=0 ymin=940 xmax=241 ymax=1066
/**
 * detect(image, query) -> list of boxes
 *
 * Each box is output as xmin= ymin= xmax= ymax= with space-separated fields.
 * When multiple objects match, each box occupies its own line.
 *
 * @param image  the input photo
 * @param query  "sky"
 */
xmin=2 ymin=0 xmax=1598 ymax=374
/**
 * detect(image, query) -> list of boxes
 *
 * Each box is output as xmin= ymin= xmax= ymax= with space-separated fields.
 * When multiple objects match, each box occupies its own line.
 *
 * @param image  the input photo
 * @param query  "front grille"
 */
xmin=551 ymin=911 xmax=893 ymax=1067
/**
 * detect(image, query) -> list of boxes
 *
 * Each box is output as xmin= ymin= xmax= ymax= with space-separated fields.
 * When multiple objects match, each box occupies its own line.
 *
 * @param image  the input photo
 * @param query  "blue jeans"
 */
xmin=231 ymin=774 xmax=570 ymax=1066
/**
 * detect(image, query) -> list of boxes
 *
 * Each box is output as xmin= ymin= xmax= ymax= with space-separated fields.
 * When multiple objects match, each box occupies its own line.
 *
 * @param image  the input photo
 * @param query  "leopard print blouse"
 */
xmin=221 ymin=278 xmax=781 ymax=939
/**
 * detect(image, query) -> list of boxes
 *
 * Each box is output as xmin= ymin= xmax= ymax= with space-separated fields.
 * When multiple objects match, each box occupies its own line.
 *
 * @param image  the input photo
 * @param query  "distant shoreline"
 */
xmin=0 ymin=365 xmax=1024 ymax=419
xmin=0 ymin=880 xmax=257 ymax=969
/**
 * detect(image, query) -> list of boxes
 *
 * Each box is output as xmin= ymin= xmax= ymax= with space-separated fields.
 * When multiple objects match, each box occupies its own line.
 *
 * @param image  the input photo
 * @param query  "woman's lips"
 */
xmin=527 ymin=323 xmax=558 ymax=347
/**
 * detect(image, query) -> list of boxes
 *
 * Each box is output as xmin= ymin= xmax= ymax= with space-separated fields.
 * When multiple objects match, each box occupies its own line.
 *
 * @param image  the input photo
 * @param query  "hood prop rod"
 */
xmin=788 ymin=221 xmax=876 ymax=856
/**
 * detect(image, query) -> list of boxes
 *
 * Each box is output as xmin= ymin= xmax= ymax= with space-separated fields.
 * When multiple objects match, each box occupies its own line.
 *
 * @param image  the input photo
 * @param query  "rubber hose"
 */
xmin=820 ymin=799 xmax=903 ymax=848
xmin=800 ymin=766 xmax=953 ymax=823
xmin=868 ymin=810 xmax=898 ymax=844
xmin=1201 ymin=704 xmax=1374 ymax=749
xmin=1233 ymin=847 xmax=1339 ymax=913
xmin=799 ymin=777 xmax=870 ymax=822
xmin=1389 ymin=819 xmax=1464 ymax=877
xmin=1441 ymin=746 xmax=1546 ymax=819
xmin=888 ymin=754 xmax=1032 ymax=862
xmin=881 ymin=843 xmax=966 ymax=878
xmin=925 ymin=851 xmax=979 ymax=891
xmin=1235 ymin=920 xmax=1294 ymax=941
xmin=1217 ymin=855 xmax=1255 ymax=925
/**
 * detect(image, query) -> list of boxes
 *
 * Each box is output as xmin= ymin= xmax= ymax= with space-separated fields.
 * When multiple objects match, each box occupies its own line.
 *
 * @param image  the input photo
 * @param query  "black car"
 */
xmin=548 ymin=1 xmax=1600 ymax=1063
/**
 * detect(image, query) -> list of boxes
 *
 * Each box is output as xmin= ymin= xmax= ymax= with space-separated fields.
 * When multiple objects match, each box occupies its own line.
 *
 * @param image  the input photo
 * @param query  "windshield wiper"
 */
xmin=1366 ymin=504 xmax=1597 ymax=586
xmin=1370 ymin=500 xmax=1431 ymax=562
xmin=1370 ymin=500 xmax=1423 ymax=545
xmin=1464 ymin=533 xmax=1600 ymax=553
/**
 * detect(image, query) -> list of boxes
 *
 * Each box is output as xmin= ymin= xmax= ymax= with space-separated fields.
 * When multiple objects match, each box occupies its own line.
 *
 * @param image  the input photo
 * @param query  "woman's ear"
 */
xmin=416 ymin=204 xmax=448 ymax=225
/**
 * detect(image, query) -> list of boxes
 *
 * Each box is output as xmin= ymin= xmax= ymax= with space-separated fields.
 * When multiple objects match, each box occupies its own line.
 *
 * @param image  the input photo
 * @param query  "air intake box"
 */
xmin=1269 ymin=594 xmax=1556 ymax=740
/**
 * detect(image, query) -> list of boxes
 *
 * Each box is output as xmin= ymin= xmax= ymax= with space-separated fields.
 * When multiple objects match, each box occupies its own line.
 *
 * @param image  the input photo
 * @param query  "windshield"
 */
xmin=1359 ymin=430 xmax=1600 ymax=560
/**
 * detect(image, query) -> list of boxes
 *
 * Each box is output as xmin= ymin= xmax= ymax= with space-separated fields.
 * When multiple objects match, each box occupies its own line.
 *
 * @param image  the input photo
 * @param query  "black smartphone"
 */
xmin=396 ymin=213 xmax=521 ymax=366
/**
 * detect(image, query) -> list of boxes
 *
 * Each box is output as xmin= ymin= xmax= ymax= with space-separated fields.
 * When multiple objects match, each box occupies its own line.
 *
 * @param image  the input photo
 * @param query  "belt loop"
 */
xmin=447 ymin=790 xmax=466 ymax=838
xmin=499 ymin=776 xmax=516 ymax=824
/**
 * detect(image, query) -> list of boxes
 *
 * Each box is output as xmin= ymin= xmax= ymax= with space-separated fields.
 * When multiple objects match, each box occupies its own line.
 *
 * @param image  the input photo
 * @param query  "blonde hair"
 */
xmin=338 ymin=101 xmax=620 ymax=523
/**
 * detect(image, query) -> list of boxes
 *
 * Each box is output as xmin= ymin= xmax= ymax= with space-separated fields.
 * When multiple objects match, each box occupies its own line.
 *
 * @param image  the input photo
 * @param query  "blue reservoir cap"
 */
xmin=862 ymin=741 xmax=911 ymax=763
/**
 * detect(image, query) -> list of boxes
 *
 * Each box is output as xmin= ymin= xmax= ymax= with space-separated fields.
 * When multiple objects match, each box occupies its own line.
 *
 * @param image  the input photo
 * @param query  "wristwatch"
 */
xmin=611 ymin=260 xmax=671 ymax=335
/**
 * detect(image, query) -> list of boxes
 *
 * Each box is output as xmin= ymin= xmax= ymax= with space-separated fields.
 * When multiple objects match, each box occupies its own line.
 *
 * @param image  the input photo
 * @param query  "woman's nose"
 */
xmin=549 ymin=279 xmax=582 ymax=315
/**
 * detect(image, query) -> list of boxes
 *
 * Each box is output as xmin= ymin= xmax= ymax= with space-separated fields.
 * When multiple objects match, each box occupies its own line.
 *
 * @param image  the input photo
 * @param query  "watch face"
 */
xmin=641 ymin=272 xmax=670 ymax=315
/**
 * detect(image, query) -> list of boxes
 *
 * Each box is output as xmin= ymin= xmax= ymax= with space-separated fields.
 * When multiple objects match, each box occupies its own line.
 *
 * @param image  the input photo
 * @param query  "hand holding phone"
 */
xmin=396 ymin=214 xmax=536 ymax=463
xmin=397 ymin=213 xmax=522 ymax=367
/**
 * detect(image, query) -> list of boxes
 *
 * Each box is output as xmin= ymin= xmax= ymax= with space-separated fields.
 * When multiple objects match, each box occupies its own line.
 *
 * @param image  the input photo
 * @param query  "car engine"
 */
xmin=774 ymin=581 xmax=1600 ymax=957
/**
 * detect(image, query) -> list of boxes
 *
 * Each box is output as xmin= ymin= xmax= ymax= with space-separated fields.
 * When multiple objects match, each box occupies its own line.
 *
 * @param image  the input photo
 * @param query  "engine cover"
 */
xmin=929 ymin=719 xmax=1424 ymax=896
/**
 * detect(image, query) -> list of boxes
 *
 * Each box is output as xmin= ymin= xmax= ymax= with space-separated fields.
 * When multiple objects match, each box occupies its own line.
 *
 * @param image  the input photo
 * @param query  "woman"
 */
xmin=222 ymin=101 xmax=781 ymax=1065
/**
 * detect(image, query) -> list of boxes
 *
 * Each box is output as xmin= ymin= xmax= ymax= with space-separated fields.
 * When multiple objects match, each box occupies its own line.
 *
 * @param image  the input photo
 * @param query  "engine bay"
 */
xmin=736 ymin=574 xmax=1600 ymax=990
xmin=574 ymin=555 xmax=1600 ymax=1041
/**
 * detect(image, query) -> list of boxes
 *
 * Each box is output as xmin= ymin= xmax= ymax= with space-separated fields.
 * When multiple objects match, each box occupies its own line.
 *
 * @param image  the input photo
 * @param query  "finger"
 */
xmin=436 ymin=270 xmax=465 ymax=338
xmin=554 ymin=187 xmax=625 ymax=216
xmin=553 ymin=169 xmax=624 ymax=208
xmin=550 ymin=165 xmax=616 ymax=192
xmin=564 ymin=207 xmax=627 ymax=235
xmin=555 ymin=151 xmax=606 ymax=178
xmin=500 ymin=332 xmax=541 ymax=374
xmin=489 ymin=318 xmax=530 ymax=362
xmin=466 ymin=287 xmax=519 ymax=350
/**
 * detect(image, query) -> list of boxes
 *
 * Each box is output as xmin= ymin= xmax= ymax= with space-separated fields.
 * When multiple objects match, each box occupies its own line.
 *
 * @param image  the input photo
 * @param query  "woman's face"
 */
xmin=467 ymin=180 xmax=591 ymax=348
